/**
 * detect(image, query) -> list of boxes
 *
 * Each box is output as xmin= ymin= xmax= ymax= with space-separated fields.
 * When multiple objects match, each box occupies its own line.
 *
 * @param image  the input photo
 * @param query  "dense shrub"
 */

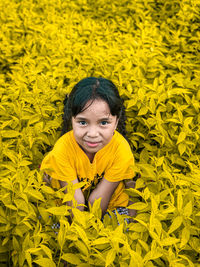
xmin=1 ymin=0 xmax=200 ymax=266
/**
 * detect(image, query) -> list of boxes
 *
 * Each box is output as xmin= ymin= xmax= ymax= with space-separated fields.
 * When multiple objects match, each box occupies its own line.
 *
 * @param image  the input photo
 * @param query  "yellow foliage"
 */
xmin=1 ymin=0 xmax=200 ymax=266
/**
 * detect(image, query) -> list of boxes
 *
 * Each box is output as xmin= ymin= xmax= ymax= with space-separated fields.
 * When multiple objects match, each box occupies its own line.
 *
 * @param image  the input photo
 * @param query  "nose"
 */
xmin=86 ymin=126 xmax=99 ymax=138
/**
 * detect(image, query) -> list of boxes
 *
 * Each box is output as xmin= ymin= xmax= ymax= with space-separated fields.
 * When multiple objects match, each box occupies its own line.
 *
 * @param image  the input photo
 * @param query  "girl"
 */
xmin=41 ymin=77 xmax=136 ymax=221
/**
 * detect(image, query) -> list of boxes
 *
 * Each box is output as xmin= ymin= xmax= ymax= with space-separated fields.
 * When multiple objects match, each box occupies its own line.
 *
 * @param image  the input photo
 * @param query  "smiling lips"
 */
xmin=85 ymin=141 xmax=101 ymax=147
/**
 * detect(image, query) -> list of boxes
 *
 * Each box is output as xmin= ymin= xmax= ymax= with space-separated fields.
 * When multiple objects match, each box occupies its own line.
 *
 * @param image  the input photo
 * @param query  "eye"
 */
xmin=79 ymin=121 xmax=87 ymax=126
xmin=100 ymin=121 xmax=108 ymax=126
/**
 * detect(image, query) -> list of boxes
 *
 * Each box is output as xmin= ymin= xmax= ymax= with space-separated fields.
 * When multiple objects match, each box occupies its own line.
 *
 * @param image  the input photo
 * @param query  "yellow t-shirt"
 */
xmin=41 ymin=130 xmax=135 ymax=211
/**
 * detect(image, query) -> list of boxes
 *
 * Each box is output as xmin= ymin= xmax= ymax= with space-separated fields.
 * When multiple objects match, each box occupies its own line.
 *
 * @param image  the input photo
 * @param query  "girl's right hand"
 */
xmin=59 ymin=179 xmax=85 ymax=211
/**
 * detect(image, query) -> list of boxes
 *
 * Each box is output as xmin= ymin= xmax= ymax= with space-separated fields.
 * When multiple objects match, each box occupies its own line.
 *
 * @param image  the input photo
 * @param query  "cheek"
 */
xmin=73 ymin=127 xmax=85 ymax=139
xmin=104 ymin=128 xmax=115 ymax=139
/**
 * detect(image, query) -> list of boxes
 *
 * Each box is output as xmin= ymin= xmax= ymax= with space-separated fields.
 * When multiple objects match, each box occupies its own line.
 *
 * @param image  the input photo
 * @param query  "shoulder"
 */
xmin=50 ymin=130 xmax=75 ymax=156
xmin=112 ymin=131 xmax=132 ymax=154
xmin=54 ymin=130 xmax=73 ymax=147
xmin=103 ymin=131 xmax=135 ymax=181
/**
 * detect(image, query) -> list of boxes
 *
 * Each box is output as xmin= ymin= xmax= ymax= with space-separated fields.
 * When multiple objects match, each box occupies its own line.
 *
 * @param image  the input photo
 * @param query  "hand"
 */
xmin=88 ymin=178 xmax=120 ymax=216
xmin=60 ymin=179 xmax=85 ymax=211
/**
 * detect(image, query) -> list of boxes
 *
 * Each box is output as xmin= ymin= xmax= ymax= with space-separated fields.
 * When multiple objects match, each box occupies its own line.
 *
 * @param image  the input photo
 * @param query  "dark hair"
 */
xmin=61 ymin=77 xmax=127 ymax=138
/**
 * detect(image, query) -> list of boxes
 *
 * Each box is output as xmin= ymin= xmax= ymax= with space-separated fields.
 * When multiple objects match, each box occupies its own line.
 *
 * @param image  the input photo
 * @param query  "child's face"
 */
xmin=72 ymin=99 xmax=118 ymax=161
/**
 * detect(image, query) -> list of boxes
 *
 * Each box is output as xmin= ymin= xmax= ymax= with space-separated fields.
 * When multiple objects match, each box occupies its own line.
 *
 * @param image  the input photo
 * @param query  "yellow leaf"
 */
xmin=92 ymin=237 xmax=110 ymax=245
xmin=126 ymin=98 xmax=137 ymax=109
xmin=25 ymin=251 xmax=32 ymax=267
xmin=1 ymin=130 xmax=20 ymax=138
xmin=177 ymin=132 xmax=186 ymax=144
xmin=28 ymin=115 xmax=41 ymax=125
xmin=180 ymin=227 xmax=190 ymax=248
xmin=26 ymin=188 xmax=45 ymax=202
xmin=13 ymin=236 xmax=20 ymax=251
xmin=128 ymin=223 xmax=147 ymax=232
xmin=106 ymin=249 xmax=116 ymax=267
xmin=72 ymin=208 xmax=86 ymax=227
xmin=168 ymin=216 xmax=183 ymax=234
xmin=73 ymin=181 xmax=86 ymax=190
xmin=19 ymin=160 xmax=32 ymax=167
xmin=73 ymin=224 xmax=89 ymax=245
xmin=128 ymin=202 xmax=148 ymax=210
xmin=177 ymin=190 xmax=183 ymax=211
xmin=40 ymin=245 xmax=53 ymax=260
xmin=156 ymin=156 xmax=164 ymax=166
xmin=184 ymin=117 xmax=193 ymax=128
xmin=161 ymin=237 xmax=180 ymax=246
xmin=144 ymin=250 xmax=163 ymax=261
xmin=2 ymin=237 xmax=9 ymax=246
xmin=138 ymin=239 xmax=149 ymax=252
xmin=178 ymin=143 xmax=186 ymax=155
xmin=62 ymin=253 xmax=82 ymax=265
xmin=138 ymin=106 xmax=148 ymax=116
xmin=74 ymin=240 xmax=88 ymax=256
xmin=183 ymin=201 xmax=192 ymax=217
xmin=46 ymin=206 xmax=70 ymax=216
xmin=149 ymin=98 xmax=156 ymax=113
xmin=62 ymin=193 xmax=73 ymax=203
xmin=41 ymin=185 xmax=55 ymax=195
xmin=34 ymin=258 xmax=56 ymax=267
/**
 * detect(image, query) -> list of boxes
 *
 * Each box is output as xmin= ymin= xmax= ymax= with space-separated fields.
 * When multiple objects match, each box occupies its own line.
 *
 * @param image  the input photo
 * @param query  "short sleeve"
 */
xmin=40 ymin=137 xmax=77 ymax=182
xmin=104 ymin=141 xmax=135 ymax=182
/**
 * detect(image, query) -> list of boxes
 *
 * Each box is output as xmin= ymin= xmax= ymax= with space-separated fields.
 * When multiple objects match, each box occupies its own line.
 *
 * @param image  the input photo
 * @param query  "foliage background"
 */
xmin=1 ymin=0 xmax=200 ymax=266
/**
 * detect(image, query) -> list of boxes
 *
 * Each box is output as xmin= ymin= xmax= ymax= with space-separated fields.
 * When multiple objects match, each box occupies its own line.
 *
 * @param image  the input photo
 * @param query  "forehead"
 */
xmin=76 ymin=99 xmax=112 ymax=118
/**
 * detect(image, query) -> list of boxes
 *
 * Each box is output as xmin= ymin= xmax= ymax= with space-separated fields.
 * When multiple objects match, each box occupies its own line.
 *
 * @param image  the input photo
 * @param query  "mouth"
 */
xmin=84 ymin=141 xmax=101 ymax=148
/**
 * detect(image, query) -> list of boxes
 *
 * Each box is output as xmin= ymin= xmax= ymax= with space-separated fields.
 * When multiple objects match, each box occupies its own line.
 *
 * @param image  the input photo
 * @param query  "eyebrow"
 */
xmin=75 ymin=116 xmax=112 ymax=121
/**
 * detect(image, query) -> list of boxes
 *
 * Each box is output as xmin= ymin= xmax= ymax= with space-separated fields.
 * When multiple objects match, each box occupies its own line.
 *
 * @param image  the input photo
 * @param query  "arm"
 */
xmin=59 ymin=179 xmax=85 ymax=211
xmin=88 ymin=177 xmax=120 ymax=216
xmin=43 ymin=174 xmax=85 ymax=210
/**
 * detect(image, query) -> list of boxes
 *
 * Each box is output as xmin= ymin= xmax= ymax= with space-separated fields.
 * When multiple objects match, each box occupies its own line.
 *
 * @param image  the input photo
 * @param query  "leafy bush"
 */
xmin=1 ymin=0 xmax=200 ymax=266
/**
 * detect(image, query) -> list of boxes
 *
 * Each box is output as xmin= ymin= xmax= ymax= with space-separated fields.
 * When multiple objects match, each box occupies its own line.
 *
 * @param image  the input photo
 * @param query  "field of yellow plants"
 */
xmin=1 ymin=0 xmax=200 ymax=266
